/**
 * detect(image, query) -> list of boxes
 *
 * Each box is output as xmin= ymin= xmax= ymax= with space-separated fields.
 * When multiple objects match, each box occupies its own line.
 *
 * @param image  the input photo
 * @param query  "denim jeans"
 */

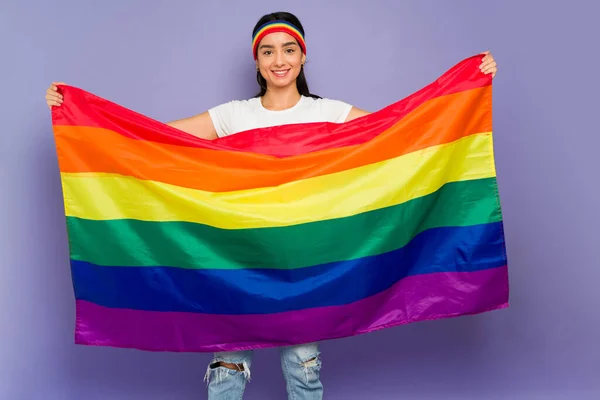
xmin=204 ymin=342 xmax=323 ymax=400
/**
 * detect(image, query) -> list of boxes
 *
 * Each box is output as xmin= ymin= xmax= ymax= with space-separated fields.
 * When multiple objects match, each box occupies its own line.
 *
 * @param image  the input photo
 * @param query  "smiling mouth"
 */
xmin=271 ymin=69 xmax=290 ymax=78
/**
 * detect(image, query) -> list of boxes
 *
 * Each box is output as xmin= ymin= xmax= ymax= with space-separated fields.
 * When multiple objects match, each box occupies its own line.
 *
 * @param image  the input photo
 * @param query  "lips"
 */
xmin=271 ymin=69 xmax=290 ymax=78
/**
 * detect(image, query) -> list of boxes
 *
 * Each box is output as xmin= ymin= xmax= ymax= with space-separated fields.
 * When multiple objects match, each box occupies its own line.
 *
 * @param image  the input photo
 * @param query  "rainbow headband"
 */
xmin=252 ymin=20 xmax=306 ymax=60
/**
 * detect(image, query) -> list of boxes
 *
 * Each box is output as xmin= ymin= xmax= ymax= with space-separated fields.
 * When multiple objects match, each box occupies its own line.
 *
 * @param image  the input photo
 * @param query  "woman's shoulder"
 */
xmin=301 ymin=96 xmax=353 ymax=123
xmin=304 ymin=96 xmax=370 ymax=123
xmin=209 ymin=97 xmax=261 ymax=115
xmin=301 ymin=96 xmax=352 ymax=110
xmin=304 ymin=95 xmax=349 ymax=104
xmin=217 ymin=97 xmax=261 ymax=108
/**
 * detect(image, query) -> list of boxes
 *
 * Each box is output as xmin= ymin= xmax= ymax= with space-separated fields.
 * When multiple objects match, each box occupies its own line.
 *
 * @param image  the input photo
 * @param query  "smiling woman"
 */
xmin=43 ymin=9 xmax=498 ymax=400
xmin=204 ymin=12 xmax=372 ymax=140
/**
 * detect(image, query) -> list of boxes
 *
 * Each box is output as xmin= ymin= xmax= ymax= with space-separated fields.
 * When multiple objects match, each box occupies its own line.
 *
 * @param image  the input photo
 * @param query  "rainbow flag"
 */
xmin=51 ymin=54 xmax=509 ymax=353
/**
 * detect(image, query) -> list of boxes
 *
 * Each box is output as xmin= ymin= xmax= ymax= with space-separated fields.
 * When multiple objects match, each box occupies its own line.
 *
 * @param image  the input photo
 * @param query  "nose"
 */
xmin=274 ymin=51 xmax=285 ymax=66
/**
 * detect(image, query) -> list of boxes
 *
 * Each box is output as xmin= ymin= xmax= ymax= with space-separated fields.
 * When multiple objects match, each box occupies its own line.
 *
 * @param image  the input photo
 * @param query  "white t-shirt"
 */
xmin=208 ymin=96 xmax=353 ymax=137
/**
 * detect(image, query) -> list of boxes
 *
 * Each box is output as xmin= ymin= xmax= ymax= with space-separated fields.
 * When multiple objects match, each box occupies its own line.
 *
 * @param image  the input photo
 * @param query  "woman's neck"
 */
xmin=261 ymin=85 xmax=302 ymax=111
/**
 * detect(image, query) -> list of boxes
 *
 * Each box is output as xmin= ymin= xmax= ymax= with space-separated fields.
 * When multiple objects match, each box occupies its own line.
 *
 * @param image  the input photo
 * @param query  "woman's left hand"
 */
xmin=480 ymin=51 xmax=498 ymax=78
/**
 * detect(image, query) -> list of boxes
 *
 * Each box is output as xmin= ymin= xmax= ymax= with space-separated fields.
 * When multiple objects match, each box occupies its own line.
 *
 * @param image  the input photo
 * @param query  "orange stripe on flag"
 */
xmin=54 ymin=86 xmax=491 ymax=192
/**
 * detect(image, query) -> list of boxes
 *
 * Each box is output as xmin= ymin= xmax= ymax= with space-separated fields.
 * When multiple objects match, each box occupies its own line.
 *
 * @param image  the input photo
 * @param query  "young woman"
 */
xmin=45 ymin=11 xmax=498 ymax=400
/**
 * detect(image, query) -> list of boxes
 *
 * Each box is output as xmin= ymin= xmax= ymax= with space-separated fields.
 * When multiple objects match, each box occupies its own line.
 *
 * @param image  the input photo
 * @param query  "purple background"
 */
xmin=2 ymin=1 xmax=599 ymax=399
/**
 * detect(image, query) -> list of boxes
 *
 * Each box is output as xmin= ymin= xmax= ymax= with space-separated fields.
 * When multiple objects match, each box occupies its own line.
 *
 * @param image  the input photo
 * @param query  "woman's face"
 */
xmin=255 ymin=31 xmax=306 ymax=91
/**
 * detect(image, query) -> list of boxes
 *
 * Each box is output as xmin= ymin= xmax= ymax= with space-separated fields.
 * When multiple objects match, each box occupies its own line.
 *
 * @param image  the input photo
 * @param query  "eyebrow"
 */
xmin=259 ymin=42 xmax=298 ymax=50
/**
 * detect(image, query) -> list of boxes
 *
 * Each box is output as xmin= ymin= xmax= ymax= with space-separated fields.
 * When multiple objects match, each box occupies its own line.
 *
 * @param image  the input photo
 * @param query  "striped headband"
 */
xmin=252 ymin=20 xmax=306 ymax=60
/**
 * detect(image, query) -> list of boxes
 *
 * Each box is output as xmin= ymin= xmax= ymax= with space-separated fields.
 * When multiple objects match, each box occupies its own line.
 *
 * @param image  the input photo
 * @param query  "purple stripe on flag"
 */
xmin=74 ymin=266 xmax=509 ymax=352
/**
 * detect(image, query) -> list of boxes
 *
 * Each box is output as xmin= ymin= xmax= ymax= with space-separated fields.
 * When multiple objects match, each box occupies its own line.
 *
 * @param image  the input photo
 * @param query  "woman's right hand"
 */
xmin=46 ymin=82 xmax=65 ymax=109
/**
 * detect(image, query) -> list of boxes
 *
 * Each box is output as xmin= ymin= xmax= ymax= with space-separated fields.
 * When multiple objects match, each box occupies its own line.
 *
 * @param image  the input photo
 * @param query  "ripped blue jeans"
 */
xmin=204 ymin=342 xmax=323 ymax=400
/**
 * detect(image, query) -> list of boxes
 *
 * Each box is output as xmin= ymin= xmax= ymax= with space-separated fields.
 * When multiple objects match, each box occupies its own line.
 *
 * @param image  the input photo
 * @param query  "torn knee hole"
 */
xmin=204 ymin=360 xmax=251 ymax=385
xmin=300 ymin=356 xmax=319 ymax=368
xmin=210 ymin=361 xmax=245 ymax=371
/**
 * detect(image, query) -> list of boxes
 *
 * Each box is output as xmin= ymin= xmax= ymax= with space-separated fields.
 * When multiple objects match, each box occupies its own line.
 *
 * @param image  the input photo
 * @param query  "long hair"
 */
xmin=252 ymin=12 xmax=321 ymax=99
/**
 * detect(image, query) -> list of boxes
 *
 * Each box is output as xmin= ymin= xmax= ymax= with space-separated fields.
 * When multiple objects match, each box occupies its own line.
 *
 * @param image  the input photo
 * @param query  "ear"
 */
xmin=302 ymin=53 xmax=306 ymax=65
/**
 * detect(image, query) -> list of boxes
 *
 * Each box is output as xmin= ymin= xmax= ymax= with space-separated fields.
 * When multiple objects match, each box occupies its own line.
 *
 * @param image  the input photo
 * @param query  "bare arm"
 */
xmin=345 ymin=106 xmax=371 ymax=122
xmin=167 ymin=111 xmax=219 ymax=140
